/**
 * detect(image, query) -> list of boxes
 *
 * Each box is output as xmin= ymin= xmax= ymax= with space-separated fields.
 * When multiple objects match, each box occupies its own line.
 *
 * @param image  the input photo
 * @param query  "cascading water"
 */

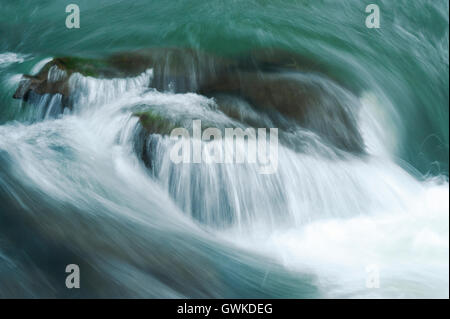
xmin=0 ymin=0 xmax=448 ymax=298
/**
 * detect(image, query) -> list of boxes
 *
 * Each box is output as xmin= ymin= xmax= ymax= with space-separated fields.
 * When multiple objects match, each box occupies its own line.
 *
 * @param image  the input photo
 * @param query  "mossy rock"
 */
xmin=53 ymin=57 xmax=115 ymax=78
xmin=12 ymin=54 xmax=153 ymax=106
xmin=134 ymin=110 xmax=179 ymax=136
xmin=12 ymin=47 xmax=365 ymax=154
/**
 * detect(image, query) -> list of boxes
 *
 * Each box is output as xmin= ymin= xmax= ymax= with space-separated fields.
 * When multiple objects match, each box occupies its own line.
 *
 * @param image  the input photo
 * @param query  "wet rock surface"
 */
xmin=13 ymin=48 xmax=365 ymax=154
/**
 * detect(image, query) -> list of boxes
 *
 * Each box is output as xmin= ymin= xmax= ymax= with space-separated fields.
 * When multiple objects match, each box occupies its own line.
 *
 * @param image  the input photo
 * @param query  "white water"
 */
xmin=0 ymin=52 xmax=29 ymax=67
xmin=0 ymin=63 xmax=448 ymax=298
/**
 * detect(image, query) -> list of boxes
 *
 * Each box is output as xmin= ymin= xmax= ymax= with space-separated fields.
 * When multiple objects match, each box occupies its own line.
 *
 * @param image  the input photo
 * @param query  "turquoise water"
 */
xmin=0 ymin=0 xmax=448 ymax=298
xmin=1 ymin=0 xmax=448 ymax=174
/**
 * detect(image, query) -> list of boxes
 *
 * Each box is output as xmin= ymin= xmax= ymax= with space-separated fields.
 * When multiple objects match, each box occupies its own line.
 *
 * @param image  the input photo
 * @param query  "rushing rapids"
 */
xmin=0 ymin=0 xmax=448 ymax=298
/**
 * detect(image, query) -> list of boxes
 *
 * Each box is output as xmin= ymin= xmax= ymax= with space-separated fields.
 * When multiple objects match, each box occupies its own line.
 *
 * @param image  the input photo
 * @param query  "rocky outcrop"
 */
xmin=12 ymin=55 xmax=154 ymax=105
xmin=12 ymin=48 xmax=324 ymax=101
xmin=134 ymin=110 xmax=179 ymax=136
xmin=201 ymin=71 xmax=364 ymax=153
xmin=13 ymin=47 xmax=365 ymax=153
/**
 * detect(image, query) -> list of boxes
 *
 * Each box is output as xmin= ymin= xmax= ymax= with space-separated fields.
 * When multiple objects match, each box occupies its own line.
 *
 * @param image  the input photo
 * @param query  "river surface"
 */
xmin=0 ymin=0 xmax=448 ymax=298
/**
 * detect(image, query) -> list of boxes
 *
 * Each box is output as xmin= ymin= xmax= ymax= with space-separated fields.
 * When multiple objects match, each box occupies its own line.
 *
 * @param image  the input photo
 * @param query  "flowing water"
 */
xmin=0 ymin=0 xmax=448 ymax=298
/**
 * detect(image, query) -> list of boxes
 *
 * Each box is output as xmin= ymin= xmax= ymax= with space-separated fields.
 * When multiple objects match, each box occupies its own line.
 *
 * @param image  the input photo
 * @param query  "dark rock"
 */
xmin=134 ymin=110 xmax=179 ymax=136
xmin=12 ymin=56 xmax=126 ymax=106
xmin=13 ymin=48 xmax=365 ymax=153
xmin=201 ymin=71 xmax=365 ymax=154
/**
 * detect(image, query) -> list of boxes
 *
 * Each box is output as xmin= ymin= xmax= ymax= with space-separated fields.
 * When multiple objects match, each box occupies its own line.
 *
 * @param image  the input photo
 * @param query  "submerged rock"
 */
xmin=132 ymin=48 xmax=237 ymax=93
xmin=201 ymin=71 xmax=365 ymax=153
xmin=12 ymin=48 xmax=319 ymax=101
xmin=13 ymin=47 xmax=365 ymax=153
